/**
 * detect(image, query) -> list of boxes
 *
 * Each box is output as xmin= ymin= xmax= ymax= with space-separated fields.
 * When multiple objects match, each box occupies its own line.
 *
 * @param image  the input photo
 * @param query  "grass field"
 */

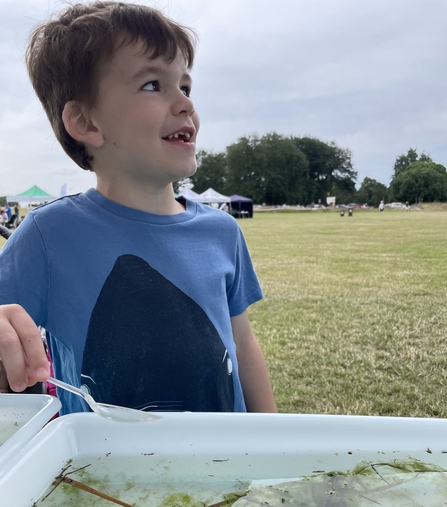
xmin=1 ymin=207 xmax=447 ymax=417
xmin=240 ymin=208 xmax=447 ymax=417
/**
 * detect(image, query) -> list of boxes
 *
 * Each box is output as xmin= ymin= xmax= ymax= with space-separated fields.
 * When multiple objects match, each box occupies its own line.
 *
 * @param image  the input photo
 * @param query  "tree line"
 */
xmin=356 ymin=148 xmax=447 ymax=206
xmin=177 ymin=133 xmax=447 ymax=207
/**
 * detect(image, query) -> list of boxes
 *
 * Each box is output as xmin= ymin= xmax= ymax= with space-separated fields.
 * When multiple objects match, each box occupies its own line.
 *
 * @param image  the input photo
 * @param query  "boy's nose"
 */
xmin=172 ymin=91 xmax=195 ymax=117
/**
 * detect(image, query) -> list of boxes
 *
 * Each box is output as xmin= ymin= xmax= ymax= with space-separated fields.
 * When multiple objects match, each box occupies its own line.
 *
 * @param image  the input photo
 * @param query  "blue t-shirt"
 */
xmin=0 ymin=190 xmax=263 ymax=414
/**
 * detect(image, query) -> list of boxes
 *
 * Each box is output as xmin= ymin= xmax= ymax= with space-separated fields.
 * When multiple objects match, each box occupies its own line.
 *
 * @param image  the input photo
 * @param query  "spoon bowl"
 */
xmin=48 ymin=377 xmax=161 ymax=423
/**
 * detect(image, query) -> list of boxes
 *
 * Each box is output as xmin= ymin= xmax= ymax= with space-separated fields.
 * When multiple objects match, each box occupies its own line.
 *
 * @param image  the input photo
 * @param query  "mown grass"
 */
xmin=239 ymin=208 xmax=447 ymax=417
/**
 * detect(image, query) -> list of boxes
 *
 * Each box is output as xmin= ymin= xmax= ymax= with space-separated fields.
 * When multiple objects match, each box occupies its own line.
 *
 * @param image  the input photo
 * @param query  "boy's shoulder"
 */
xmin=34 ymin=193 xmax=83 ymax=207
xmin=27 ymin=192 xmax=89 ymax=219
xmin=193 ymin=201 xmax=241 ymax=228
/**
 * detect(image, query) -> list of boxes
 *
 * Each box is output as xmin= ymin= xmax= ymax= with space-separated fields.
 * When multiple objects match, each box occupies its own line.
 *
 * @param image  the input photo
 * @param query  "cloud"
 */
xmin=0 ymin=0 xmax=446 ymax=194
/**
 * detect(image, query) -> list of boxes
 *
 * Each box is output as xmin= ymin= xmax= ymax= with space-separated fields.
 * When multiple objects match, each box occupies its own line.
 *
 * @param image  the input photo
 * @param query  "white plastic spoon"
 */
xmin=48 ymin=377 xmax=161 ymax=423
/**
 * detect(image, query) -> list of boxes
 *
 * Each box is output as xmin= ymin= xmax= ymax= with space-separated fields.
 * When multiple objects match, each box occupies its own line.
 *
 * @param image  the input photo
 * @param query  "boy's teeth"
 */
xmin=166 ymin=131 xmax=191 ymax=141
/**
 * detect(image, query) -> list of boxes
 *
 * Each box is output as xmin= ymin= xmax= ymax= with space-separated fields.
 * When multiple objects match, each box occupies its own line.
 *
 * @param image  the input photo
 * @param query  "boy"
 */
xmin=0 ymin=1 xmax=276 ymax=415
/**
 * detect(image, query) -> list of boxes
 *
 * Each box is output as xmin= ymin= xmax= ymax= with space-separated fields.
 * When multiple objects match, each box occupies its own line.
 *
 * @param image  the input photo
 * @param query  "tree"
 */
xmin=392 ymin=148 xmax=432 ymax=180
xmin=257 ymin=133 xmax=309 ymax=205
xmin=355 ymin=177 xmax=388 ymax=207
xmin=224 ymin=136 xmax=264 ymax=202
xmin=190 ymin=134 xmax=357 ymax=205
xmin=390 ymin=161 xmax=447 ymax=203
xmin=330 ymin=146 xmax=358 ymax=204
xmin=292 ymin=137 xmax=357 ymax=204
xmin=191 ymin=150 xmax=228 ymax=194
xmin=225 ymin=133 xmax=309 ymax=205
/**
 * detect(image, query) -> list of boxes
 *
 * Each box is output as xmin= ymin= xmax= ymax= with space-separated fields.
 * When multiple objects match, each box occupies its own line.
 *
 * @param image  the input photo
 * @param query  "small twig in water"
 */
xmin=206 ymin=501 xmax=233 ymax=507
xmin=206 ymin=493 xmax=248 ymax=507
xmin=60 ymin=476 xmax=135 ymax=507
xmin=40 ymin=463 xmax=134 ymax=507
xmin=371 ymin=463 xmax=391 ymax=485
xmin=40 ymin=463 xmax=77 ymax=502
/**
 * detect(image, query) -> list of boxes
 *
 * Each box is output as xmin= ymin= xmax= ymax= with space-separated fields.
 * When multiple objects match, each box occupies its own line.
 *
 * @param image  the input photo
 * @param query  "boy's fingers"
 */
xmin=0 ymin=326 xmax=28 ymax=391
xmin=0 ymin=305 xmax=49 ymax=391
xmin=0 ymin=360 xmax=9 ymax=393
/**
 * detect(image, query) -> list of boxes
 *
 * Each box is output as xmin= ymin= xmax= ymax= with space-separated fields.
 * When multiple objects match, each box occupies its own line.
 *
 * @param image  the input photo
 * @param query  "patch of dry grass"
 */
xmin=240 ymin=209 xmax=447 ymax=417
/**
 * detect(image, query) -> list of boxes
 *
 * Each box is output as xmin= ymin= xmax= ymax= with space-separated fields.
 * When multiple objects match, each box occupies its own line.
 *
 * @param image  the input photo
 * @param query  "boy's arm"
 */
xmin=0 ymin=304 xmax=50 ymax=393
xmin=231 ymin=311 xmax=277 ymax=412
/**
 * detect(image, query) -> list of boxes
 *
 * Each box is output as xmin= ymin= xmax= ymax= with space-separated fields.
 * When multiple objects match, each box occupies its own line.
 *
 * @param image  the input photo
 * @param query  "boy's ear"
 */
xmin=62 ymin=101 xmax=104 ymax=148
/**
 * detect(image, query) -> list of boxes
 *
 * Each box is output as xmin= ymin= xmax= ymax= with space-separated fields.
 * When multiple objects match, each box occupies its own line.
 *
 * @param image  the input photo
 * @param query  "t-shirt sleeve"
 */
xmin=0 ymin=215 xmax=49 ymax=326
xmin=226 ymin=226 xmax=263 ymax=317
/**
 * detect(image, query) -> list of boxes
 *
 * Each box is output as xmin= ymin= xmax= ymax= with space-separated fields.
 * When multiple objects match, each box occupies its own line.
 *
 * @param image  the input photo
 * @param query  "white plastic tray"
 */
xmin=0 ymin=394 xmax=61 ymax=470
xmin=1 ymin=412 xmax=447 ymax=506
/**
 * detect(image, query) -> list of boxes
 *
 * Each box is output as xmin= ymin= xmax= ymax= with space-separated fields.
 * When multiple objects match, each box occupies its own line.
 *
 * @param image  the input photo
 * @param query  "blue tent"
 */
xmin=230 ymin=194 xmax=253 ymax=218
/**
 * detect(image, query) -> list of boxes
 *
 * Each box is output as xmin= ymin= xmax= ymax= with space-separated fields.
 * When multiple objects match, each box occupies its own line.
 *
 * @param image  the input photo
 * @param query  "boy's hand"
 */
xmin=0 ymin=304 xmax=49 ymax=393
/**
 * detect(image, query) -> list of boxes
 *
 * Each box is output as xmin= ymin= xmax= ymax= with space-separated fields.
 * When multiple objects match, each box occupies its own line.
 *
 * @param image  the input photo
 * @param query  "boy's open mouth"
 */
xmin=162 ymin=129 xmax=193 ymax=142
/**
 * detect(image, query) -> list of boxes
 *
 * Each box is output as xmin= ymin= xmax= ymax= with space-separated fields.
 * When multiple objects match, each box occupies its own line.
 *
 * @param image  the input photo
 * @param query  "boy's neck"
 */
xmin=95 ymin=178 xmax=185 ymax=215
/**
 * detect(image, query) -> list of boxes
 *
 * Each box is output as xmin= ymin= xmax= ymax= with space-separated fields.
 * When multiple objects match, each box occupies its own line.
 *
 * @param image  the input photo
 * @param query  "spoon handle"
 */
xmin=47 ymin=376 xmax=88 ymax=401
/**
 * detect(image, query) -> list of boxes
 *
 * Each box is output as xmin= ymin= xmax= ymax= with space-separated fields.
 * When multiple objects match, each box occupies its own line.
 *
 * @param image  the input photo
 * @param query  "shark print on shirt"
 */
xmin=81 ymin=254 xmax=235 ymax=411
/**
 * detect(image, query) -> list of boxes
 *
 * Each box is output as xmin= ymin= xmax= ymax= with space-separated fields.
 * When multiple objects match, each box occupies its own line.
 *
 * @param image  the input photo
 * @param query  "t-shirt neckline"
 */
xmin=84 ymin=188 xmax=197 ymax=225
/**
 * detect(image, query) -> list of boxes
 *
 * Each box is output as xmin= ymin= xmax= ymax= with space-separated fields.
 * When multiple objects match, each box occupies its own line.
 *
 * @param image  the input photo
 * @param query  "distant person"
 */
xmin=1 ymin=208 xmax=8 ymax=225
xmin=27 ymin=204 xmax=32 ymax=213
xmin=0 ymin=1 xmax=276 ymax=416
xmin=405 ymin=201 xmax=410 ymax=211
xmin=379 ymin=200 xmax=385 ymax=212
xmin=4 ymin=204 xmax=11 ymax=220
xmin=14 ymin=203 xmax=20 ymax=217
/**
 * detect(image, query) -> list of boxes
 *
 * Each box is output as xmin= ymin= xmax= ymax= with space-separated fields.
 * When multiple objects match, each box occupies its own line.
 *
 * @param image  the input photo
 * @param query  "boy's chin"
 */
xmin=175 ymin=164 xmax=197 ymax=180
xmin=185 ymin=165 xmax=198 ymax=178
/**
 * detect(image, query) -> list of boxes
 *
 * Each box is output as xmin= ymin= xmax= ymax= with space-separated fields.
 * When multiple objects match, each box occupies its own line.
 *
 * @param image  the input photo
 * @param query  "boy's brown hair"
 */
xmin=25 ymin=1 xmax=196 ymax=171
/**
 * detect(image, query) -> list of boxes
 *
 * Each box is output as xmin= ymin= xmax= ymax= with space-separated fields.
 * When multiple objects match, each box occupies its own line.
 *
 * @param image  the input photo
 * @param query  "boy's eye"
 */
xmin=181 ymin=85 xmax=191 ymax=97
xmin=142 ymin=81 xmax=159 ymax=91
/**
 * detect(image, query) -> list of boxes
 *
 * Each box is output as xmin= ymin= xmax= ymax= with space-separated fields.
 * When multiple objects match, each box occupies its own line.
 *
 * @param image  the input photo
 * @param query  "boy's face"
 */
xmin=89 ymin=39 xmax=200 ymax=187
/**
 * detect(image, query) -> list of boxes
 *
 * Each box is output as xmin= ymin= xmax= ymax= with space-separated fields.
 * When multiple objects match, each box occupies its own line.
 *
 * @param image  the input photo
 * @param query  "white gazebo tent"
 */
xmin=198 ymin=188 xmax=231 ymax=208
xmin=178 ymin=189 xmax=202 ymax=201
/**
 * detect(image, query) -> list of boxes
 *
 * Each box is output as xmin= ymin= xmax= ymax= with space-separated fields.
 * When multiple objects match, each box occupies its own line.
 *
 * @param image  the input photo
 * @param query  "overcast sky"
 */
xmin=0 ymin=0 xmax=446 ymax=198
